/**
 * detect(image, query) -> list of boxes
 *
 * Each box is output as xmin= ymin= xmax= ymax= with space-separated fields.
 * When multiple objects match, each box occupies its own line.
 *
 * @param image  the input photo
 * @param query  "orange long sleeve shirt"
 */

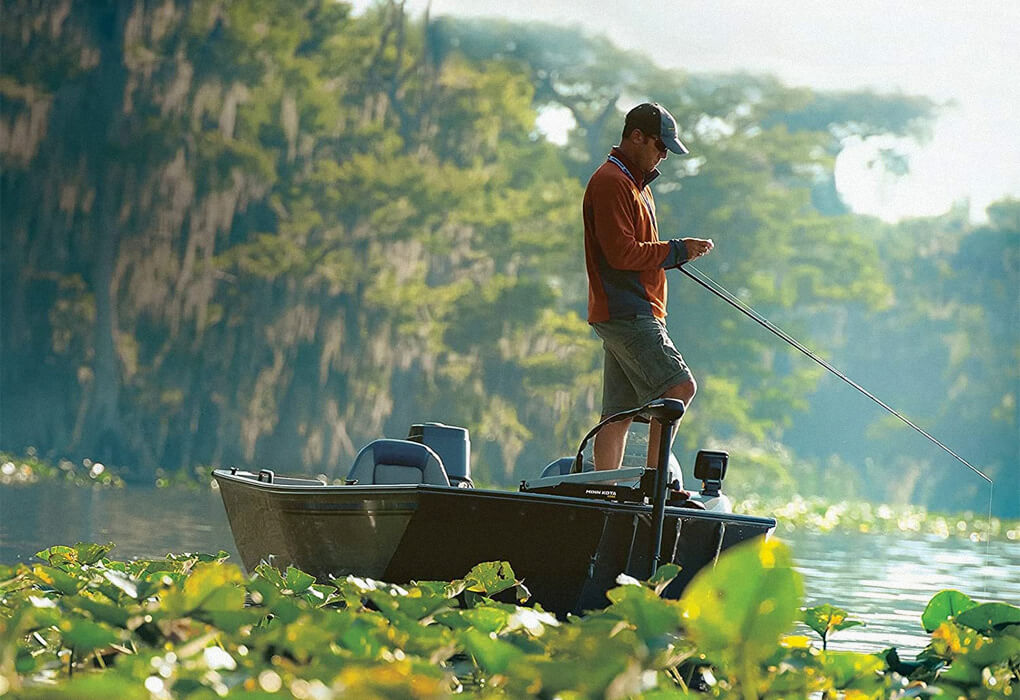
xmin=584 ymin=148 xmax=687 ymax=323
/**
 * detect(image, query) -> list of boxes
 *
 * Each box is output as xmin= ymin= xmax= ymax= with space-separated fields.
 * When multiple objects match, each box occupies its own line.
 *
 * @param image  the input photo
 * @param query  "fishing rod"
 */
xmin=676 ymin=262 xmax=992 ymax=485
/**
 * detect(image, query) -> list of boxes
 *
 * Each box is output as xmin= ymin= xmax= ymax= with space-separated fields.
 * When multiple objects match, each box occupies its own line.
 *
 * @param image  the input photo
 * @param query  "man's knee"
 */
xmin=662 ymin=377 xmax=697 ymax=404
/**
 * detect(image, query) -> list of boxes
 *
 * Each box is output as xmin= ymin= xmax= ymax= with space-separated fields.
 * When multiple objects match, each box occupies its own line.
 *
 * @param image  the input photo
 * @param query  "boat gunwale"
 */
xmin=211 ymin=469 xmax=777 ymax=528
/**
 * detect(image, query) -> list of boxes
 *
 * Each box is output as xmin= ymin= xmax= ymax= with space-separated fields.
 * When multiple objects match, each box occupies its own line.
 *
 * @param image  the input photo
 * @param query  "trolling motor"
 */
xmin=518 ymin=398 xmax=703 ymax=577
xmin=643 ymin=398 xmax=687 ymax=576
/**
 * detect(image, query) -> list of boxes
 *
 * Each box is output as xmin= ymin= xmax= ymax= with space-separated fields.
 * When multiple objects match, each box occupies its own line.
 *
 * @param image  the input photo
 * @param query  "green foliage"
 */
xmin=802 ymin=603 xmax=864 ymax=650
xmin=681 ymin=538 xmax=802 ymax=697
xmin=0 ymin=452 xmax=124 ymax=488
xmin=0 ymin=2 xmax=1014 ymax=516
xmin=737 ymin=494 xmax=1020 ymax=541
xmin=922 ymin=590 xmax=980 ymax=633
xmin=3 ymin=540 xmax=1017 ymax=698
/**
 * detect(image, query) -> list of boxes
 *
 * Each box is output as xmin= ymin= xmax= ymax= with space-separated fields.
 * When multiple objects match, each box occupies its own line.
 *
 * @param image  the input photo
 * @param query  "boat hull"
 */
xmin=213 ymin=469 xmax=775 ymax=615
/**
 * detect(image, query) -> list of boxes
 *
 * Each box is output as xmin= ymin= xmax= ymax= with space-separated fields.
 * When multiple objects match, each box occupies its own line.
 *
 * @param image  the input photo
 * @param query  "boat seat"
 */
xmin=540 ymin=456 xmax=595 ymax=478
xmin=346 ymin=439 xmax=450 ymax=486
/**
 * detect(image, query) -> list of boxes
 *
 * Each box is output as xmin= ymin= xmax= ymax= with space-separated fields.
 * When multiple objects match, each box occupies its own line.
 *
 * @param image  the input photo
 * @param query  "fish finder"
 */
xmin=693 ymin=449 xmax=728 ymax=497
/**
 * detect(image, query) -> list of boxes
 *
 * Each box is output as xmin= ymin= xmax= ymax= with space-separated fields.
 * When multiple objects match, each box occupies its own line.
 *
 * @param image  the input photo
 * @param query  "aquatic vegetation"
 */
xmin=736 ymin=493 xmax=1020 ymax=542
xmin=801 ymin=603 xmax=864 ymax=651
xmin=0 ymin=451 xmax=123 ymax=488
xmin=1 ymin=540 xmax=1017 ymax=698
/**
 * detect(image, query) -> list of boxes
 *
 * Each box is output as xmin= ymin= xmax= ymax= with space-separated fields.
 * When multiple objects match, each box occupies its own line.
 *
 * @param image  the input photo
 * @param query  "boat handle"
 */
xmin=257 ymin=469 xmax=275 ymax=484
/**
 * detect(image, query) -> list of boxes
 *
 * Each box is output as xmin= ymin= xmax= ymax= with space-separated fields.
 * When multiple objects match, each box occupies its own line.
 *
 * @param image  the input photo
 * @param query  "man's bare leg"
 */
xmin=593 ymin=417 xmax=633 ymax=471
xmin=646 ymin=379 xmax=697 ymax=469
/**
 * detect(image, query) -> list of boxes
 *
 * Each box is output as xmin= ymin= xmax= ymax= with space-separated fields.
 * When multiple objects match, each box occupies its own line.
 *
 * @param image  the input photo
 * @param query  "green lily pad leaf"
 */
xmin=36 ymin=543 xmax=113 ymax=568
xmin=964 ymin=631 xmax=1020 ymax=668
xmin=606 ymin=582 xmax=684 ymax=642
xmin=308 ymin=583 xmax=338 ymax=604
xmin=253 ymin=562 xmax=286 ymax=588
xmin=31 ymin=565 xmax=82 ymax=596
xmin=74 ymin=542 xmax=113 ymax=565
xmin=371 ymin=587 xmax=452 ymax=621
xmin=463 ymin=561 xmax=517 ymax=596
xmin=410 ymin=579 xmax=460 ymax=599
xmin=205 ymin=608 xmax=267 ymax=633
xmin=802 ymin=603 xmax=864 ymax=640
xmin=284 ymin=565 xmax=316 ymax=593
xmin=680 ymin=537 xmax=802 ymax=667
xmin=59 ymin=616 xmax=120 ymax=653
xmin=268 ymin=596 xmax=303 ymax=624
xmin=161 ymin=562 xmax=245 ymax=614
xmin=134 ymin=569 xmax=178 ymax=600
xmin=921 ymin=590 xmax=977 ymax=632
xmin=338 ymin=616 xmax=386 ymax=659
xmin=459 ymin=606 xmax=511 ymax=635
xmin=954 ymin=602 xmax=1020 ymax=633
xmin=202 ymin=582 xmax=246 ymax=612
xmin=35 ymin=545 xmax=74 ymax=565
xmin=19 ymin=674 xmax=149 ymax=700
xmin=648 ymin=563 xmax=682 ymax=595
xmin=819 ymin=650 xmax=885 ymax=691
xmin=0 ymin=564 xmax=24 ymax=590
xmin=72 ymin=596 xmax=133 ymax=628
xmin=15 ymin=647 xmax=37 ymax=674
xmin=938 ymin=656 xmax=982 ymax=686
xmin=246 ymin=576 xmax=281 ymax=608
xmin=182 ymin=562 xmax=244 ymax=606
xmin=461 ymin=628 xmax=524 ymax=674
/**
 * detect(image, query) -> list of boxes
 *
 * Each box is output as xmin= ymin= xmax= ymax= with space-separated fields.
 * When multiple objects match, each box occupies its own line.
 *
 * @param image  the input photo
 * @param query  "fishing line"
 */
xmin=677 ymin=262 xmax=992 ymax=486
xmin=678 ymin=261 xmax=996 ymax=596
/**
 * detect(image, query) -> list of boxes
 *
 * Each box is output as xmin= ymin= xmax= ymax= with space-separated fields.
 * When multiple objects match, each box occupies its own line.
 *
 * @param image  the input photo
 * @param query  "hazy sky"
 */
xmin=353 ymin=0 xmax=1019 ymax=223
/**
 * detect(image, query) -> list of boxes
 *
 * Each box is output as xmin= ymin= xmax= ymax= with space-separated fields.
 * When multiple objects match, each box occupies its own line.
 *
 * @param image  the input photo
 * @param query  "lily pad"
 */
xmin=680 ymin=537 xmax=802 ymax=668
xmin=921 ymin=590 xmax=977 ymax=632
xmin=954 ymin=602 xmax=1020 ymax=633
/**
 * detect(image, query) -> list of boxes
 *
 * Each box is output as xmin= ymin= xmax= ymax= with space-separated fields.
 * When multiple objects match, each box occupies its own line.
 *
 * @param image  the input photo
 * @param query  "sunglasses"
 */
xmin=644 ymin=132 xmax=667 ymax=153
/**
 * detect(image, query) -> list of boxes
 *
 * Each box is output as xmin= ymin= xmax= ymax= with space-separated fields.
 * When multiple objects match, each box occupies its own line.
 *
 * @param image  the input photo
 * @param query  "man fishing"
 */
xmin=583 ymin=102 xmax=714 ymax=471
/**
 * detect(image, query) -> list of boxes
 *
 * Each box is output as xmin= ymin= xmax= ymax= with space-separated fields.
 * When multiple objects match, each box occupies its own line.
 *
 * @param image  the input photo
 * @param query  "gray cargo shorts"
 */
xmin=592 ymin=314 xmax=693 ymax=416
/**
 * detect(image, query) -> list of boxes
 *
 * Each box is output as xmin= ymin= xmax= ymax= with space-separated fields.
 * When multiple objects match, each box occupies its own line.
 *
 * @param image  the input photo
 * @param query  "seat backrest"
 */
xmin=346 ymin=439 xmax=450 ymax=486
xmin=540 ymin=456 xmax=595 ymax=478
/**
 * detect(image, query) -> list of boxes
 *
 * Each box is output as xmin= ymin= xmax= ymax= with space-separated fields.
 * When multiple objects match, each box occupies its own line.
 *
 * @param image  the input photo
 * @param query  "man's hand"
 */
xmin=683 ymin=237 xmax=714 ymax=261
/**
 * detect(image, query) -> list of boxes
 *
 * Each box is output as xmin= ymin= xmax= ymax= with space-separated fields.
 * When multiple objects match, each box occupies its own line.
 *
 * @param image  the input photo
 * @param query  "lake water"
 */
xmin=1 ymin=483 xmax=1016 ymax=656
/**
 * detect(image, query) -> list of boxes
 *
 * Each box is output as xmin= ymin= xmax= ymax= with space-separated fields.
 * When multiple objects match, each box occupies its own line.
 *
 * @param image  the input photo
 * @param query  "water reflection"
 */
xmin=0 ymin=483 xmax=240 ymax=563
xmin=2 ymin=484 xmax=1016 ymax=656
xmin=785 ymin=530 xmax=1019 ymax=654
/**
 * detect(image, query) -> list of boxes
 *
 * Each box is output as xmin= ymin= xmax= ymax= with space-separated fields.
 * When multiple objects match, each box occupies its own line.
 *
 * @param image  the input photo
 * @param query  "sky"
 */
xmin=353 ymin=0 xmax=1020 ymax=223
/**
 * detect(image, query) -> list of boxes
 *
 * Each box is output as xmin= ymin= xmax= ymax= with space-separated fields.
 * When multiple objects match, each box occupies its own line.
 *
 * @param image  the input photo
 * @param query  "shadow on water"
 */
xmin=2 ymin=483 xmax=1016 ymax=655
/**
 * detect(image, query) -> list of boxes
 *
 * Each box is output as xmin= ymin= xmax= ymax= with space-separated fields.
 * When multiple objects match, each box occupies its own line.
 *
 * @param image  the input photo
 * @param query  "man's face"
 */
xmin=638 ymin=130 xmax=668 ymax=173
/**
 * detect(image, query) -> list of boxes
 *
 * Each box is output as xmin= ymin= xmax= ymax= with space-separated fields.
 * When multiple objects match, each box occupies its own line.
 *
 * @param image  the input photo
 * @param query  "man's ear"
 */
xmin=624 ymin=128 xmax=643 ymax=144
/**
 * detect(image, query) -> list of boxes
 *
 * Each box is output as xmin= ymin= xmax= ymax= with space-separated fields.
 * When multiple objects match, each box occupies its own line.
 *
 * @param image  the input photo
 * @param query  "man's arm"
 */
xmin=588 ymin=177 xmax=714 ymax=269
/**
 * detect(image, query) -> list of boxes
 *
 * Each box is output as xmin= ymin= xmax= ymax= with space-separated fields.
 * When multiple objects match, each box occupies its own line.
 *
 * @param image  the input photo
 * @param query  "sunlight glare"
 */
xmin=535 ymin=104 xmax=575 ymax=145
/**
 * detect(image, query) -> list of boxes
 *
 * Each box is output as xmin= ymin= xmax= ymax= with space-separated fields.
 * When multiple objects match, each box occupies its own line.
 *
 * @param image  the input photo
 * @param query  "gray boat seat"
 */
xmin=540 ymin=456 xmax=595 ymax=478
xmin=346 ymin=439 xmax=450 ymax=486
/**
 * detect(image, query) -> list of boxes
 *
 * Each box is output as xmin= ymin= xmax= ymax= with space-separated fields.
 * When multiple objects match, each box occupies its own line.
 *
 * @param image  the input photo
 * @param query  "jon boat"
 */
xmin=213 ymin=399 xmax=775 ymax=616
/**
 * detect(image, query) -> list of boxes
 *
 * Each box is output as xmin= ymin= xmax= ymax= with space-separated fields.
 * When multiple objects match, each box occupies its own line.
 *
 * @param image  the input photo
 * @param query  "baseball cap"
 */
xmin=623 ymin=102 xmax=689 ymax=155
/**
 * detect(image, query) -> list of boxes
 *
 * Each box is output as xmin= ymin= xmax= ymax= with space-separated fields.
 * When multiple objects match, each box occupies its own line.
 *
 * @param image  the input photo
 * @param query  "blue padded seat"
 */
xmin=346 ymin=439 xmax=450 ymax=486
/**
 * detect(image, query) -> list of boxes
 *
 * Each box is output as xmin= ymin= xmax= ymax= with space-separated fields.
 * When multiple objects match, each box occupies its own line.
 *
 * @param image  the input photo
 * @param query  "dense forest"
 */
xmin=1 ymin=0 xmax=1016 ymax=515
